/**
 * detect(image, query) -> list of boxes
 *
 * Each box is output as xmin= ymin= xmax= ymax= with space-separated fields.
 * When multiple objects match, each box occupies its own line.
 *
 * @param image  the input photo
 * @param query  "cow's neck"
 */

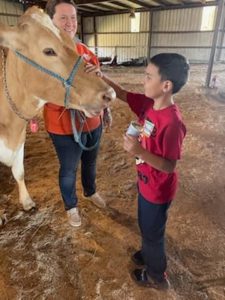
xmin=5 ymin=50 xmax=46 ymax=119
xmin=0 ymin=50 xmax=45 ymax=150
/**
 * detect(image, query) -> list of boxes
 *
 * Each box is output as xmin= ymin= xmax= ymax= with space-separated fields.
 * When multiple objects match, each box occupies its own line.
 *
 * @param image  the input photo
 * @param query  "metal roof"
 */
xmin=16 ymin=0 xmax=219 ymax=15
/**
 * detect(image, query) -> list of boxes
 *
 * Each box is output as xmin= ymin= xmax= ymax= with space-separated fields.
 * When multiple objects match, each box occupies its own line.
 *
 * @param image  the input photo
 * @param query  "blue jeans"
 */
xmin=49 ymin=125 xmax=102 ymax=210
xmin=138 ymin=193 xmax=171 ymax=281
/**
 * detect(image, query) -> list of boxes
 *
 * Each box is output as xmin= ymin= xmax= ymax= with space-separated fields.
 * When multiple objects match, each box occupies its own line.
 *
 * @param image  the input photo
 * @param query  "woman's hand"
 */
xmin=85 ymin=63 xmax=103 ymax=78
xmin=123 ymin=134 xmax=143 ymax=156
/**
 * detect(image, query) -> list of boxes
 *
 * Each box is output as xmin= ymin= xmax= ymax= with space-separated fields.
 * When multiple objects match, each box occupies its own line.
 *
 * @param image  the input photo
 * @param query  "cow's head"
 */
xmin=0 ymin=7 xmax=115 ymax=117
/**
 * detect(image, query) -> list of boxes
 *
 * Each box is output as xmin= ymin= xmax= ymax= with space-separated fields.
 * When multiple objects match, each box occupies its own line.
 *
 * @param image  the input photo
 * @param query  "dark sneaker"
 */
xmin=132 ymin=250 xmax=145 ymax=266
xmin=131 ymin=268 xmax=170 ymax=290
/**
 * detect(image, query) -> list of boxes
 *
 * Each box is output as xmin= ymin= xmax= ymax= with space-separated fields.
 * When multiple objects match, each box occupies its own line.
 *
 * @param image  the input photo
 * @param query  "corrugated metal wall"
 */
xmin=82 ymin=6 xmax=225 ymax=63
xmin=150 ymin=7 xmax=214 ymax=62
xmin=83 ymin=12 xmax=150 ymax=63
xmin=0 ymin=0 xmax=23 ymax=25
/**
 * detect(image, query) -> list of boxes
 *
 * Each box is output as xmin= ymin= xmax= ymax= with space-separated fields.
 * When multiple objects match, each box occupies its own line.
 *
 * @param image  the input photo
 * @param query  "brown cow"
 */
xmin=0 ymin=7 xmax=115 ymax=224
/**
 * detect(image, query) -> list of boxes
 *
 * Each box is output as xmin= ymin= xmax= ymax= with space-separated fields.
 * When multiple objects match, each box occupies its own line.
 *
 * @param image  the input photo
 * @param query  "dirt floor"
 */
xmin=0 ymin=64 xmax=225 ymax=300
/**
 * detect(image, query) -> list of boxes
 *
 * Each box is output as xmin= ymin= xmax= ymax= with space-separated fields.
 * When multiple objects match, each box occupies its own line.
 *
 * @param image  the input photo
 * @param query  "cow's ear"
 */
xmin=0 ymin=23 xmax=26 ymax=50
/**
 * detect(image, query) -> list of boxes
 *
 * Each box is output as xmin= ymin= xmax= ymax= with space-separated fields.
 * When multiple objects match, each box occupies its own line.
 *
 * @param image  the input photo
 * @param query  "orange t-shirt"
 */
xmin=43 ymin=43 xmax=101 ymax=134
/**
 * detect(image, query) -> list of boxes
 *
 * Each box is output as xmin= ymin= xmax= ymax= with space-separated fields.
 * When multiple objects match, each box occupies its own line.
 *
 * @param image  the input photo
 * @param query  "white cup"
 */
xmin=126 ymin=121 xmax=142 ymax=137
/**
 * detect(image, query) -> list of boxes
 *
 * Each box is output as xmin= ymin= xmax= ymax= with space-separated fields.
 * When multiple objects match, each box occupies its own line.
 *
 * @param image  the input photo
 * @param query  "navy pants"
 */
xmin=138 ymin=193 xmax=171 ymax=282
xmin=49 ymin=125 xmax=102 ymax=210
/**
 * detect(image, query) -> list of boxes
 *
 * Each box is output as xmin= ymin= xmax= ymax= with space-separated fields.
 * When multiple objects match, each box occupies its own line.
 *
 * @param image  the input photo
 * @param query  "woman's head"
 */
xmin=46 ymin=0 xmax=77 ymax=38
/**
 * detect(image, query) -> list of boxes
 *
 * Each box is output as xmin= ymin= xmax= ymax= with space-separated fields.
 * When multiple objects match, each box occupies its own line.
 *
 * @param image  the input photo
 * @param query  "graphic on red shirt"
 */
xmin=127 ymin=92 xmax=186 ymax=204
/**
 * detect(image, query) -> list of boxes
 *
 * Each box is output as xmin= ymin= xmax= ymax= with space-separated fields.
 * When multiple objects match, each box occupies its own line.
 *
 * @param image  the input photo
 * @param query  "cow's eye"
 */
xmin=43 ymin=48 xmax=57 ymax=56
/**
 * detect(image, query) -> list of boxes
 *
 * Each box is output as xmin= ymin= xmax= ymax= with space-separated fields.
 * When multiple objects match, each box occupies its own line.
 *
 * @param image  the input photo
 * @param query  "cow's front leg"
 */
xmin=11 ymin=143 xmax=36 ymax=211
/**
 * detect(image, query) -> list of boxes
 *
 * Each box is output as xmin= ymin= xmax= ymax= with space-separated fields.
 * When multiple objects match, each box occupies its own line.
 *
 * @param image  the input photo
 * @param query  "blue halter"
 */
xmin=15 ymin=50 xmax=82 ymax=107
xmin=15 ymin=50 xmax=100 ymax=151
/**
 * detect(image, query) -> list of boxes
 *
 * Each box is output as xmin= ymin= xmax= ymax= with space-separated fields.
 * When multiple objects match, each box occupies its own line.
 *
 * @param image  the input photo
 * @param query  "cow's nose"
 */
xmin=102 ymin=87 xmax=116 ymax=103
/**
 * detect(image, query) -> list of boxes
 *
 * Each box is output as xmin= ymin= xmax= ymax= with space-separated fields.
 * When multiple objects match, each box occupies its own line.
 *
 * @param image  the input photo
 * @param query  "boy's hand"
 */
xmin=123 ymin=134 xmax=143 ymax=156
xmin=85 ymin=63 xmax=102 ymax=78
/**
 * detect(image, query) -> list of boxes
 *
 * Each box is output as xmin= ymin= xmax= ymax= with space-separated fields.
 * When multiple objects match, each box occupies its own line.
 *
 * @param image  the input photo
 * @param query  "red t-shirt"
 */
xmin=43 ymin=43 xmax=101 ymax=134
xmin=127 ymin=92 xmax=186 ymax=204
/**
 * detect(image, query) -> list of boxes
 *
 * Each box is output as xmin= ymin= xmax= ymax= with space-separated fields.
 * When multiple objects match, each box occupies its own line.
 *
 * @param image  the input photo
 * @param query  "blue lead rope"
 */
xmin=70 ymin=109 xmax=102 ymax=151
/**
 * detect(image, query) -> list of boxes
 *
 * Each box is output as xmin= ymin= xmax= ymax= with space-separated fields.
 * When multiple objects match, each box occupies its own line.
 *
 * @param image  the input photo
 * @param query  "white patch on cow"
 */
xmin=33 ymin=96 xmax=47 ymax=110
xmin=9 ymin=143 xmax=36 ymax=210
xmin=0 ymin=139 xmax=20 ymax=167
xmin=11 ymin=143 xmax=25 ymax=181
xmin=31 ymin=13 xmax=61 ymax=40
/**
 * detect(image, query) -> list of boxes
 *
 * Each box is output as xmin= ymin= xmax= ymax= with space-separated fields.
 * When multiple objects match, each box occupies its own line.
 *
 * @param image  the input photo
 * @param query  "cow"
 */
xmin=0 ymin=6 xmax=115 ymax=225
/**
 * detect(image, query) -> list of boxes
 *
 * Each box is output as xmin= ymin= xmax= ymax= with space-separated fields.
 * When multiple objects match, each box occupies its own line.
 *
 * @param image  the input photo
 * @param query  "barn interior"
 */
xmin=0 ymin=1 xmax=225 ymax=299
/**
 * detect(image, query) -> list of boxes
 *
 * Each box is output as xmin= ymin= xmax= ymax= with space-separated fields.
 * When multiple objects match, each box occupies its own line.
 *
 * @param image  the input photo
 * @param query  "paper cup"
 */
xmin=126 ymin=121 xmax=142 ymax=137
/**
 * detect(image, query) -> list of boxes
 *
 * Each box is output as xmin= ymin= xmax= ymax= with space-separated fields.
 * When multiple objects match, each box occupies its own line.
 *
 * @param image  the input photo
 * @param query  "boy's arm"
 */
xmin=85 ymin=63 xmax=128 ymax=102
xmin=101 ymin=73 xmax=127 ymax=103
xmin=138 ymin=147 xmax=177 ymax=173
xmin=124 ymin=135 xmax=177 ymax=173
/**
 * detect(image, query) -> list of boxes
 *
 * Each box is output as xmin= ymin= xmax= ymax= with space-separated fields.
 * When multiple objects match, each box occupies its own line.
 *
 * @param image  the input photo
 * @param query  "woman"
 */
xmin=44 ymin=0 xmax=111 ymax=227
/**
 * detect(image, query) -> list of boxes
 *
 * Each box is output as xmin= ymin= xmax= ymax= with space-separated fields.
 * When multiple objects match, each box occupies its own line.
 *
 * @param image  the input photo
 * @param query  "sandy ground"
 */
xmin=0 ymin=64 xmax=225 ymax=300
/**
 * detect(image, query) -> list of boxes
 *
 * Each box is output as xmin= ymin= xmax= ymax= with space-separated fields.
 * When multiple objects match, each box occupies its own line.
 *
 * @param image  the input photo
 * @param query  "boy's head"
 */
xmin=144 ymin=53 xmax=189 ymax=99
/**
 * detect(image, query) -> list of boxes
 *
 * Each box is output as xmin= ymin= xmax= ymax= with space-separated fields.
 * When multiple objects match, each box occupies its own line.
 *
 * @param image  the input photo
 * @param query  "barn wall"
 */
xmin=150 ymin=6 xmax=224 ymax=63
xmin=82 ymin=5 xmax=225 ymax=64
xmin=0 ymin=0 xmax=23 ymax=25
xmin=83 ymin=12 xmax=150 ymax=63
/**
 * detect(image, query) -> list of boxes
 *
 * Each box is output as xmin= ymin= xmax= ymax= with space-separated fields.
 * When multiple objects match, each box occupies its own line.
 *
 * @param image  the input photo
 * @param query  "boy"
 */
xmin=86 ymin=53 xmax=189 ymax=289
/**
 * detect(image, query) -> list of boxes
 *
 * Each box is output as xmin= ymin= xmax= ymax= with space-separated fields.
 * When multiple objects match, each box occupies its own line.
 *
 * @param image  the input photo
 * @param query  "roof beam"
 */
xmin=76 ymin=0 xmax=114 ymax=4
xmin=156 ymin=0 xmax=172 ymax=5
xmin=126 ymin=0 xmax=154 ymax=9
xmin=111 ymin=1 xmax=134 ymax=9
xmin=94 ymin=2 xmax=124 ymax=10
xmin=90 ymin=3 xmax=112 ymax=10
xmin=82 ymin=1 xmax=218 ymax=16
xmin=77 ymin=6 xmax=96 ymax=12
xmin=83 ymin=3 xmax=110 ymax=10
xmin=151 ymin=0 xmax=219 ymax=10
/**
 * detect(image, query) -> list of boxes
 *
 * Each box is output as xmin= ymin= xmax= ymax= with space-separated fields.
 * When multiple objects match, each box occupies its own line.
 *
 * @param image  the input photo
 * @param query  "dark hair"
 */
xmin=45 ymin=0 xmax=77 ymax=19
xmin=150 ymin=53 xmax=189 ymax=94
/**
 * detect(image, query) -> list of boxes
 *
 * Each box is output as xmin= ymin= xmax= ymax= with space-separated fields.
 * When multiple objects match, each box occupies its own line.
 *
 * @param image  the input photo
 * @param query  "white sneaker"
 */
xmin=84 ymin=192 xmax=106 ymax=208
xmin=67 ymin=207 xmax=81 ymax=227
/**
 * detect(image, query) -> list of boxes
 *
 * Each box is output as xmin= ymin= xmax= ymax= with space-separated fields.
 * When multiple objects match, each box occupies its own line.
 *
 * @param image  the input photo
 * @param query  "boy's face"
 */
xmin=144 ymin=63 xmax=169 ymax=99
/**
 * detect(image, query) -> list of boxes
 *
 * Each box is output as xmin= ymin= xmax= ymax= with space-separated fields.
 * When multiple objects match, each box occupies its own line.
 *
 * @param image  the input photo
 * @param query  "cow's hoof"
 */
xmin=22 ymin=198 xmax=36 ymax=211
xmin=0 ymin=214 xmax=7 ymax=226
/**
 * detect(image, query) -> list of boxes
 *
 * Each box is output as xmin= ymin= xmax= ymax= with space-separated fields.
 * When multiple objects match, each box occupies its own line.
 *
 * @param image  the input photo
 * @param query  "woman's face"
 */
xmin=52 ymin=3 xmax=77 ymax=39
